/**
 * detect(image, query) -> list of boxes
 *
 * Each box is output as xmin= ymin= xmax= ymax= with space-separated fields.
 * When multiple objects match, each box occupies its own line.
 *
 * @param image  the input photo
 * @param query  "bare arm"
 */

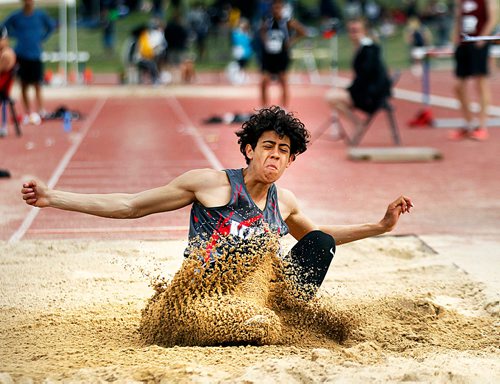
xmin=287 ymin=18 xmax=307 ymax=47
xmin=482 ymin=0 xmax=499 ymax=36
xmin=20 ymin=169 xmax=223 ymax=219
xmin=283 ymin=190 xmax=413 ymax=245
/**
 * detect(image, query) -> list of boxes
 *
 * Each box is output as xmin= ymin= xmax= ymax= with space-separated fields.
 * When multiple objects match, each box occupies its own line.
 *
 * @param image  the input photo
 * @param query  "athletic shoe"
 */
xmin=30 ymin=112 xmax=42 ymax=126
xmin=469 ymin=128 xmax=488 ymax=141
xmin=409 ymin=109 xmax=433 ymax=127
xmin=448 ymin=128 xmax=469 ymax=140
xmin=0 ymin=126 xmax=7 ymax=137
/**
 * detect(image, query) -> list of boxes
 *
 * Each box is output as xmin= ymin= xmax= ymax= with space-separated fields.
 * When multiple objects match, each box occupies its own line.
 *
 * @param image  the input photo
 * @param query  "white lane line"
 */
xmin=9 ymin=97 xmax=108 ymax=243
xmin=165 ymin=96 xmax=224 ymax=170
xmin=28 ymin=226 xmax=189 ymax=234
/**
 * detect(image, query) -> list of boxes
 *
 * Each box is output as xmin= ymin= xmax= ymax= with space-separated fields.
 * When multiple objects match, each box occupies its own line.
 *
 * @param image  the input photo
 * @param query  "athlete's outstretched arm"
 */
xmin=20 ymin=169 xmax=216 ymax=219
xmin=284 ymin=192 xmax=413 ymax=244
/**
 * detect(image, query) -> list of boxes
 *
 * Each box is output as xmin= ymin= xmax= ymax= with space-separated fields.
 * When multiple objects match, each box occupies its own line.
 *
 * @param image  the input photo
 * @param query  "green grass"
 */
xmin=1 ymin=6 xmax=413 ymax=74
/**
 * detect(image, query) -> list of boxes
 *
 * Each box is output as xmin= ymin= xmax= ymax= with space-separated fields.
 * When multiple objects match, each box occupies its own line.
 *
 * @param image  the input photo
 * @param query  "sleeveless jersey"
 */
xmin=186 ymin=168 xmax=289 ymax=261
xmin=459 ymin=0 xmax=488 ymax=37
xmin=263 ymin=17 xmax=290 ymax=54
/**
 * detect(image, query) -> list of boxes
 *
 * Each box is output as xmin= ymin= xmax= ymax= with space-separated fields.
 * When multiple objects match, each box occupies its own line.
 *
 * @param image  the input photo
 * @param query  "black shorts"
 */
xmin=261 ymin=51 xmax=290 ymax=75
xmin=17 ymin=57 xmax=43 ymax=85
xmin=283 ymin=230 xmax=336 ymax=300
xmin=455 ymin=43 xmax=490 ymax=78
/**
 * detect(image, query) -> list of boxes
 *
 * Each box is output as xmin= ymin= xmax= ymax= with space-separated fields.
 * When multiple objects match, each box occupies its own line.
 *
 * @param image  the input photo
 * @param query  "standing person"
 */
xmin=3 ymin=0 xmax=55 ymax=125
xmin=21 ymin=106 xmax=413 ymax=345
xmin=259 ymin=0 xmax=307 ymax=109
xmin=450 ymin=0 xmax=498 ymax=141
xmin=0 ymin=26 xmax=17 ymax=138
xmin=325 ymin=18 xmax=392 ymax=132
xmin=101 ymin=0 xmax=119 ymax=55
xmin=164 ymin=10 xmax=192 ymax=83
xmin=228 ymin=17 xmax=254 ymax=84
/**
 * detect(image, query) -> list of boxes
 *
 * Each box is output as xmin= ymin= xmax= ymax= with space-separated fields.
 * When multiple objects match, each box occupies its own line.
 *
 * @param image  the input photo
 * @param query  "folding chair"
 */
xmin=316 ymin=72 xmax=402 ymax=147
xmin=0 ymin=68 xmax=21 ymax=137
xmin=349 ymin=96 xmax=401 ymax=146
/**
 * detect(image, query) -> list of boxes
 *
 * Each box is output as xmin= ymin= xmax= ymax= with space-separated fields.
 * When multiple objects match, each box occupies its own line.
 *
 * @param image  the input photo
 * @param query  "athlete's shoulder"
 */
xmin=276 ymin=186 xmax=297 ymax=205
xmin=182 ymin=168 xmax=228 ymax=186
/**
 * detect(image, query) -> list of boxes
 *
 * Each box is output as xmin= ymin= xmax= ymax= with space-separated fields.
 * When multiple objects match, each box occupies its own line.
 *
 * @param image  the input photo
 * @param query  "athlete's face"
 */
xmin=246 ymin=130 xmax=294 ymax=182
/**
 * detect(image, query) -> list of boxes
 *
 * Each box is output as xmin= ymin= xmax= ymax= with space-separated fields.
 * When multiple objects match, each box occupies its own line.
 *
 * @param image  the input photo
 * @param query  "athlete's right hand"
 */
xmin=21 ymin=179 xmax=50 ymax=208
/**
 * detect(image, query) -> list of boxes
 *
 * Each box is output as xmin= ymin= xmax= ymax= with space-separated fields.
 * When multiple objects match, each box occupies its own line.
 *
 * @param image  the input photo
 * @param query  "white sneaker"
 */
xmin=0 ymin=126 xmax=7 ymax=137
xmin=30 ymin=112 xmax=41 ymax=125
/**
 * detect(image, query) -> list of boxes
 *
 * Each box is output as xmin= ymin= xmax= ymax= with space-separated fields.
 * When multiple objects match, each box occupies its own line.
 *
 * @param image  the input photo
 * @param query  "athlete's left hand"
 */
xmin=379 ymin=195 xmax=413 ymax=232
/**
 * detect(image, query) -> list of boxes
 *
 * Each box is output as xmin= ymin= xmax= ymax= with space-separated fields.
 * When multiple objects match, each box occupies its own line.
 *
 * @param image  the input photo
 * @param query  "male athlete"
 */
xmin=21 ymin=106 xmax=413 ymax=297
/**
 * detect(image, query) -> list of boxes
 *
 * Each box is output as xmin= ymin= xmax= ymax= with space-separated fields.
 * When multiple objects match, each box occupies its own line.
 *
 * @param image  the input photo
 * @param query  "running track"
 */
xmin=1 ymin=68 xmax=499 ymax=242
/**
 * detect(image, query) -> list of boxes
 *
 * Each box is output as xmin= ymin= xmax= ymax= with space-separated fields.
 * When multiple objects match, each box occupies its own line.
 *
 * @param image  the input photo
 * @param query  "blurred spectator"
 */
xmin=325 ymin=18 xmax=392 ymax=131
xmin=320 ymin=0 xmax=342 ymax=20
xmin=421 ymin=0 xmax=452 ymax=47
xmin=404 ymin=0 xmax=419 ymax=19
xmin=152 ymin=0 xmax=165 ymax=18
xmin=227 ymin=17 xmax=254 ymax=84
xmin=344 ymin=0 xmax=362 ymax=19
xmin=2 ymin=0 xmax=55 ymax=125
xmin=404 ymin=16 xmax=433 ymax=75
xmin=450 ymin=0 xmax=498 ymax=141
xmin=259 ymin=0 xmax=307 ymax=108
xmin=129 ymin=22 xmax=167 ymax=85
xmin=187 ymin=2 xmax=211 ymax=62
xmin=102 ymin=0 xmax=119 ymax=54
xmin=164 ymin=10 xmax=194 ymax=83
xmin=0 ymin=26 xmax=16 ymax=138
xmin=364 ymin=0 xmax=381 ymax=28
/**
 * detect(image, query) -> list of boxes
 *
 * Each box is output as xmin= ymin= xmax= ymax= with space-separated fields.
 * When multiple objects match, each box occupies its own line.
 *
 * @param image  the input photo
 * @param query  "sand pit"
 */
xmin=0 ymin=235 xmax=499 ymax=383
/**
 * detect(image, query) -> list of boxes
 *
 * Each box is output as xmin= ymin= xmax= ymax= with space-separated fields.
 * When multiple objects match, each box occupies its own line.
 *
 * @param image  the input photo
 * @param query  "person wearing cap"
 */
xmin=2 ymin=0 xmax=55 ymax=126
xmin=0 ymin=26 xmax=17 ymax=138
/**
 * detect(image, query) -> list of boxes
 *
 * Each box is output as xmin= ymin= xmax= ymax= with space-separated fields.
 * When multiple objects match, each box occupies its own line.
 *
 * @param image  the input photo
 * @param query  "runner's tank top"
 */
xmin=264 ymin=17 xmax=289 ymax=54
xmin=185 ymin=168 xmax=289 ymax=260
xmin=459 ymin=0 xmax=488 ymax=37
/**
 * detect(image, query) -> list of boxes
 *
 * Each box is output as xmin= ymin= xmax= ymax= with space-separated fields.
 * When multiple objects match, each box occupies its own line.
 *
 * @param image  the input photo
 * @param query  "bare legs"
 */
xmin=260 ymin=71 xmax=289 ymax=109
xmin=21 ymin=82 xmax=44 ymax=124
xmin=453 ymin=75 xmax=490 ymax=140
xmin=325 ymin=87 xmax=362 ymax=128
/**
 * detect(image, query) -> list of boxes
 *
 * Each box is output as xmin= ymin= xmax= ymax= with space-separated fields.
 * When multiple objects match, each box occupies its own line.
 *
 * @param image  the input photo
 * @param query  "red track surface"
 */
xmin=1 ymin=69 xmax=499 ymax=242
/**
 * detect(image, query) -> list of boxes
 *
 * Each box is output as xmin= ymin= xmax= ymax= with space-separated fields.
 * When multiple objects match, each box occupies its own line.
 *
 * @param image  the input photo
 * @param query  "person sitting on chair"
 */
xmin=325 ymin=17 xmax=392 ymax=138
xmin=0 ymin=26 xmax=17 ymax=137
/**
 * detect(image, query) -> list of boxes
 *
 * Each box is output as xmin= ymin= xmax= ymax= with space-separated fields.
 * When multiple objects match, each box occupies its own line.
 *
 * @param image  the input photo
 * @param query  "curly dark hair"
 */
xmin=235 ymin=106 xmax=310 ymax=164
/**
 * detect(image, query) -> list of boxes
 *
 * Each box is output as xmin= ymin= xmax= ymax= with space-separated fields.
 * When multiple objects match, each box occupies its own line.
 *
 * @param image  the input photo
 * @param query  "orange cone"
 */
xmin=83 ymin=68 xmax=93 ymax=84
xmin=44 ymin=69 xmax=53 ymax=84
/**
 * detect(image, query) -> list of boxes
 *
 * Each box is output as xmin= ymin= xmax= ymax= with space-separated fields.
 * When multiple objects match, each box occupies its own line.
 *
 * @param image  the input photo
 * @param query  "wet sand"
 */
xmin=0 ymin=235 xmax=499 ymax=383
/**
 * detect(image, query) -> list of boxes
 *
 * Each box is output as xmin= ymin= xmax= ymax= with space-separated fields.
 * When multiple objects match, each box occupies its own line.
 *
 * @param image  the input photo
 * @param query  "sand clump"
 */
xmin=139 ymin=233 xmax=357 ymax=347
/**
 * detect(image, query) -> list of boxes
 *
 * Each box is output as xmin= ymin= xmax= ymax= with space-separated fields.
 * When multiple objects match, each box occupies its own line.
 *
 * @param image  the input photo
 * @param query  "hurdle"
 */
xmin=409 ymin=45 xmax=500 ymax=128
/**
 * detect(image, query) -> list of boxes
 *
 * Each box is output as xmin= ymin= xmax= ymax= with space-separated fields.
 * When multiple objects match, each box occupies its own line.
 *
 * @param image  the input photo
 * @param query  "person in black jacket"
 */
xmin=325 ymin=18 xmax=391 ymax=129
